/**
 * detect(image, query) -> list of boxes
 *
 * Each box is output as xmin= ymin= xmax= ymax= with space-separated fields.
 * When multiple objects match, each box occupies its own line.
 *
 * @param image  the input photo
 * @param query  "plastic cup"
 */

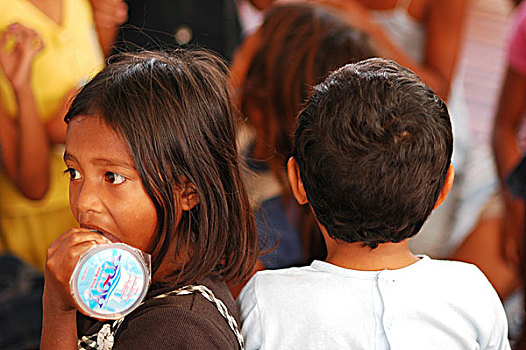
xmin=70 ymin=243 xmax=151 ymax=320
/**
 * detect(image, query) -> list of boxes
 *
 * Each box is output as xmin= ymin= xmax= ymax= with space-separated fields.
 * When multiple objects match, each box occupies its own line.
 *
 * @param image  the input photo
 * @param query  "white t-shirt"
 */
xmin=238 ymin=256 xmax=510 ymax=350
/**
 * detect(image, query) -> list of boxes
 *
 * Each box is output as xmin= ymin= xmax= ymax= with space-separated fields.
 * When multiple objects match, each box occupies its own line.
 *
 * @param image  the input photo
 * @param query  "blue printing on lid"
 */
xmin=75 ymin=246 xmax=147 ymax=315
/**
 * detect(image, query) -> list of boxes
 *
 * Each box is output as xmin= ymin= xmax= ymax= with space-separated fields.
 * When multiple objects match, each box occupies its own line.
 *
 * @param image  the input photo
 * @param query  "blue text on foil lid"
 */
xmin=90 ymin=253 xmax=122 ymax=309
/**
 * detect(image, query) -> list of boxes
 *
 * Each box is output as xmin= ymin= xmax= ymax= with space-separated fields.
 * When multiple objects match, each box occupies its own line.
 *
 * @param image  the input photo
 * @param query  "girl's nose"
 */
xmin=72 ymin=179 xmax=103 ymax=216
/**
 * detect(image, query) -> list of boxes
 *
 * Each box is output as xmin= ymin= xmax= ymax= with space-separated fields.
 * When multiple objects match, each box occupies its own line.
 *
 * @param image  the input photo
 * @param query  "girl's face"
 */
xmin=64 ymin=115 xmax=158 ymax=253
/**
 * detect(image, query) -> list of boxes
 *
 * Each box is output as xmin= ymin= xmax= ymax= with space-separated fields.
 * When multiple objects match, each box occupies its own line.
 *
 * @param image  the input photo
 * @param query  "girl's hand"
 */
xmin=0 ymin=23 xmax=43 ymax=91
xmin=44 ymin=228 xmax=111 ymax=313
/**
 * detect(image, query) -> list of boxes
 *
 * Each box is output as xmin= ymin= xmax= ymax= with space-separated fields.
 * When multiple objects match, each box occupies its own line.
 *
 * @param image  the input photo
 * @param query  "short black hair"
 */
xmin=292 ymin=58 xmax=453 ymax=248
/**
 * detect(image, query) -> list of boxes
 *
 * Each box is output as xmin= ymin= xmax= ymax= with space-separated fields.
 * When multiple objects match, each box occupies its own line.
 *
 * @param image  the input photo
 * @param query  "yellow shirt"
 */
xmin=0 ymin=0 xmax=104 ymax=268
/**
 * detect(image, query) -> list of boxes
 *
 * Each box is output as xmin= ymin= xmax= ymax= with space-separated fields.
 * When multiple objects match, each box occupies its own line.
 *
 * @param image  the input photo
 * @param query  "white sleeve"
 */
xmin=477 ymin=269 xmax=511 ymax=350
xmin=237 ymin=275 xmax=263 ymax=350
xmin=486 ymin=299 xmax=511 ymax=350
xmin=485 ymin=303 xmax=511 ymax=350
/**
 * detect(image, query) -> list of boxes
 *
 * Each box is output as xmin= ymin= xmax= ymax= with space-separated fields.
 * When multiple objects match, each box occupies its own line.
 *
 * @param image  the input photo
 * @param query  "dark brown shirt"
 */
xmin=77 ymin=276 xmax=240 ymax=349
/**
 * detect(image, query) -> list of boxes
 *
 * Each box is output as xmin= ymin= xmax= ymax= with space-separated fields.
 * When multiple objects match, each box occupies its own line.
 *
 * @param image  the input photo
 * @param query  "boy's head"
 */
xmin=289 ymin=58 xmax=453 ymax=249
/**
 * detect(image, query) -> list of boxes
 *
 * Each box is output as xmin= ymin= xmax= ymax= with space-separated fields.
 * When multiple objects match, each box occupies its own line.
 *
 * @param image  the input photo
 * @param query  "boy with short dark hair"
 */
xmin=238 ymin=58 xmax=510 ymax=350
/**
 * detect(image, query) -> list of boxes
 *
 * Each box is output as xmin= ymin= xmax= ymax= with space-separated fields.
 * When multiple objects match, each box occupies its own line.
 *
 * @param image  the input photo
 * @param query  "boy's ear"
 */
xmin=177 ymin=177 xmax=199 ymax=211
xmin=433 ymin=164 xmax=455 ymax=210
xmin=287 ymin=157 xmax=309 ymax=205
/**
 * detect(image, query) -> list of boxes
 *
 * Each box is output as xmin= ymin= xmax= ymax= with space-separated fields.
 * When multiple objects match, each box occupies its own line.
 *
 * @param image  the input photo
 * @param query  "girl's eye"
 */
xmin=65 ymin=168 xmax=81 ymax=180
xmin=105 ymin=172 xmax=126 ymax=185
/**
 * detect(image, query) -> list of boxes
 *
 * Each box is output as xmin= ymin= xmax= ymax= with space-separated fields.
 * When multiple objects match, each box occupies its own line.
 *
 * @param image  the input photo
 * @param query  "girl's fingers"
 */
xmin=47 ymin=228 xmax=111 ymax=259
xmin=62 ymin=240 xmax=99 ymax=266
xmin=65 ymin=230 xmax=111 ymax=246
xmin=46 ymin=230 xmax=112 ymax=289
xmin=44 ymin=239 xmax=104 ymax=311
xmin=52 ymin=227 xmax=111 ymax=244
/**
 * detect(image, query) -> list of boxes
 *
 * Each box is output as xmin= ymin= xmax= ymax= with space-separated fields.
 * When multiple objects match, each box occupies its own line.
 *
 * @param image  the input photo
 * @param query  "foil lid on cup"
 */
xmin=70 ymin=243 xmax=151 ymax=320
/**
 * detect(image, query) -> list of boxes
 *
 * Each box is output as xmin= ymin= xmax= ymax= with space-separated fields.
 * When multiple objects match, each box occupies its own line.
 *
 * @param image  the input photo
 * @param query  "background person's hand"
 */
xmin=89 ymin=0 xmax=128 ymax=57
xmin=90 ymin=0 xmax=128 ymax=29
xmin=0 ymin=23 xmax=43 ymax=91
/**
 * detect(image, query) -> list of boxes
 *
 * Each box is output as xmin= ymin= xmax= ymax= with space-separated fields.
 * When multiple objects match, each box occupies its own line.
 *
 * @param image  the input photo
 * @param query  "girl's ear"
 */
xmin=287 ymin=157 xmax=309 ymax=205
xmin=177 ymin=177 xmax=200 ymax=211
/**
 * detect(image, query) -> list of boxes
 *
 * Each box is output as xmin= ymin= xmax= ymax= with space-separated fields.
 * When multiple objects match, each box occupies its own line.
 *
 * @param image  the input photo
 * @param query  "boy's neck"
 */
xmin=324 ymin=235 xmax=419 ymax=271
